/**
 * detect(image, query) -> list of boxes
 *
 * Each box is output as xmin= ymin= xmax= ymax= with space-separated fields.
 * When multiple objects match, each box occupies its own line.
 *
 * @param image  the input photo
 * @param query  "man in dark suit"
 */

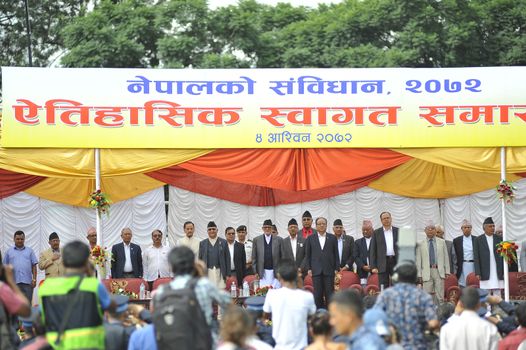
xmin=281 ymin=218 xmax=306 ymax=274
xmin=333 ymin=219 xmax=354 ymax=271
xmin=111 ymin=227 xmax=143 ymax=278
xmin=354 ymin=220 xmax=374 ymax=282
xmin=305 ymin=217 xmax=339 ymax=309
xmin=474 ymin=217 xmax=504 ymax=293
xmin=225 ymin=226 xmax=247 ymax=286
xmin=301 ymin=211 xmax=317 ymax=239
xmin=198 ymin=221 xmax=229 ymax=289
xmin=453 ymin=219 xmax=476 ymax=287
xmin=370 ymin=211 xmax=399 ymax=288
xmin=252 ymin=219 xmax=282 ymax=287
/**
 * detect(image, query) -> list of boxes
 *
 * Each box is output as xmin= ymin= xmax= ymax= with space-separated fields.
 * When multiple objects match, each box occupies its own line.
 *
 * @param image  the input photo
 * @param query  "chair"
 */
xmin=225 ymin=276 xmax=238 ymax=292
xmin=303 ymin=285 xmax=314 ymax=294
xmin=367 ymin=273 xmax=379 ymax=288
xmin=152 ymin=277 xmax=172 ymax=291
xmin=304 ymin=275 xmax=313 ymax=288
xmin=364 ymin=285 xmax=380 ymax=296
xmin=339 ymin=271 xmax=361 ymax=290
xmin=466 ymin=272 xmax=480 ymax=288
xmin=444 ymin=274 xmax=459 ymax=299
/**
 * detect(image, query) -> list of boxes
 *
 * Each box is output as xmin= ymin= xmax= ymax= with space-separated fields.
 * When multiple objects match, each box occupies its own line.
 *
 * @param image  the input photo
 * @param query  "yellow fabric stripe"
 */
xmin=369 ymin=159 xmax=521 ymax=198
xmin=0 ymin=148 xmax=212 ymax=178
xmin=395 ymin=147 xmax=526 ymax=173
xmin=25 ymin=173 xmax=165 ymax=207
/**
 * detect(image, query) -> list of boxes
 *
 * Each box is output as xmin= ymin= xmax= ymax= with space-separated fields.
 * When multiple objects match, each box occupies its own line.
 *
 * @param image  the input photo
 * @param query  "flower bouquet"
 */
xmin=110 ymin=280 xmax=139 ymax=299
xmin=114 ymin=288 xmax=139 ymax=300
xmin=496 ymin=240 xmax=518 ymax=265
xmin=255 ymin=286 xmax=272 ymax=296
xmin=89 ymin=189 xmax=111 ymax=218
xmin=497 ymin=180 xmax=517 ymax=204
xmin=91 ymin=245 xmax=110 ymax=277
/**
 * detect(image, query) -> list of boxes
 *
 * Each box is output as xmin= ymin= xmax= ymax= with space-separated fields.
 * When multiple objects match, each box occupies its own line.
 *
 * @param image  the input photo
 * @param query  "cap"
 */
xmin=363 ymin=309 xmax=390 ymax=336
xmin=302 ymin=211 xmax=312 ymax=218
xmin=483 ymin=217 xmax=494 ymax=225
xmin=112 ymin=295 xmax=129 ymax=314
xmin=236 ymin=225 xmax=247 ymax=232
xmin=288 ymin=218 xmax=298 ymax=226
xmin=245 ymin=296 xmax=266 ymax=311
xmin=49 ymin=232 xmax=59 ymax=241
xmin=263 ymin=219 xmax=273 ymax=226
xmin=477 ymin=288 xmax=488 ymax=303
xmin=207 ymin=221 xmax=217 ymax=228
xmin=333 ymin=219 xmax=343 ymax=226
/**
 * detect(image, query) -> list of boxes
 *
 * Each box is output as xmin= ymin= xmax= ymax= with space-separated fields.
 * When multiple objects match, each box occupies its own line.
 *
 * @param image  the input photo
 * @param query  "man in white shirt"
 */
xmin=453 ymin=219 xmax=476 ymax=287
xmin=236 ymin=225 xmax=254 ymax=274
xmin=370 ymin=211 xmax=399 ymax=288
xmin=474 ymin=217 xmax=504 ymax=295
xmin=354 ymin=220 xmax=373 ymax=284
xmin=143 ymin=229 xmax=171 ymax=290
xmin=263 ymin=260 xmax=316 ymax=350
xmin=440 ymin=287 xmax=500 ymax=350
xmin=178 ymin=221 xmax=199 ymax=256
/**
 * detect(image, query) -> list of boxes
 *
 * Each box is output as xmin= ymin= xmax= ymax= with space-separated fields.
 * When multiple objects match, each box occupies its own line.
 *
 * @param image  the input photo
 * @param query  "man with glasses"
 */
xmin=38 ymin=232 xmax=64 ymax=278
xmin=453 ymin=219 xmax=476 ymax=287
xmin=143 ymin=229 xmax=171 ymax=290
xmin=225 ymin=227 xmax=247 ymax=286
xmin=198 ymin=221 xmax=229 ymax=289
xmin=236 ymin=225 xmax=254 ymax=275
xmin=87 ymin=227 xmax=98 ymax=250
xmin=305 ymin=217 xmax=339 ymax=309
xmin=253 ymin=219 xmax=283 ymax=288
xmin=301 ymin=211 xmax=316 ymax=239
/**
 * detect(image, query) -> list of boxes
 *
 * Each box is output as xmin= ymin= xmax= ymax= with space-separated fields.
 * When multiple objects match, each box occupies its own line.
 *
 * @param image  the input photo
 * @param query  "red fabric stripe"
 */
xmin=0 ymin=169 xmax=44 ymax=199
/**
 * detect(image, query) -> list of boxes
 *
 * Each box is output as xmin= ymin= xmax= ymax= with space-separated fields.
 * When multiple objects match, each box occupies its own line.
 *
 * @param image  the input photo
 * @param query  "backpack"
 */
xmin=153 ymin=278 xmax=212 ymax=350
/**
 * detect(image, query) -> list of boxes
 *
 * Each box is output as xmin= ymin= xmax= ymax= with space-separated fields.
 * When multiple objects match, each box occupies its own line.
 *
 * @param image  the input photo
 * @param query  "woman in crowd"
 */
xmin=218 ymin=305 xmax=253 ymax=350
xmin=305 ymin=311 xmax=346 ymax=350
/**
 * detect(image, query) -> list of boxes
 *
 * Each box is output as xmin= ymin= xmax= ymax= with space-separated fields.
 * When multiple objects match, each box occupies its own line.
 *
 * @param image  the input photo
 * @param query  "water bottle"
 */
xmin=230 ymin=282 xmax=237 ymax=298
xmin=253 ymin=277 xmax=260 ymax=291
xmin=243 ymin=281 xmax=249 ymax=297
xmin=139 ymin=282 xmax=146 ymax=299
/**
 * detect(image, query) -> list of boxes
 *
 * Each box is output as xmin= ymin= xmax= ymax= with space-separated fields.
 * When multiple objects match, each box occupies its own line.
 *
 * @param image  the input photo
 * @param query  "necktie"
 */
xmin=429 ymin=239 xmax=436 ymax=265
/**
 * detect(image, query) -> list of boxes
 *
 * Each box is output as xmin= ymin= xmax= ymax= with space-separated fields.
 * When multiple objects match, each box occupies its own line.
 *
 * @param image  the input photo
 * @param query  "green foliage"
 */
xmin=1 ymin=0 xmax=525 ymax=70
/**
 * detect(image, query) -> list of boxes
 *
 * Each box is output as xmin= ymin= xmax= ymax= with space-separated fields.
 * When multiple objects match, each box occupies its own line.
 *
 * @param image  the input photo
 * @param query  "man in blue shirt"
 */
xmin=3 ymin=230 xmax=38 ymax=304
xmin=329 ymin=289 xmax=386 ymax=350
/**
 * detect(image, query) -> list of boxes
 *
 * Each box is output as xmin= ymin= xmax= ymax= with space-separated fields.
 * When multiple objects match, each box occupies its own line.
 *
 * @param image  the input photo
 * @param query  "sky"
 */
xmin=208 ymin=0 xmax=342 ymax=9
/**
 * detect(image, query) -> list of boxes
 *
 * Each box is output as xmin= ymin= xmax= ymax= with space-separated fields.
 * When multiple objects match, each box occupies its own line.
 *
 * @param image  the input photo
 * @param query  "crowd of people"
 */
xmin=0 ymin=210 xmax=525 ymax=350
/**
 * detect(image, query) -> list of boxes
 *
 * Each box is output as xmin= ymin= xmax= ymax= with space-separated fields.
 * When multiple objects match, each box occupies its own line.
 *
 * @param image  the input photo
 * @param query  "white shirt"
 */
xmin=178 ymin=236 xmax=199 ymax=256
xmin=318 ymin=233 xmax=327 ymax=250
xmin=384 ymin=227 xmax=395 ymax=256
xmin=365 ymin=237 xmax=372 ymax=264
xmin=228 ymin=242 xmax=235 ymax=270
xmin=246 ymin=336 xmax=273 ymax=350
xmin=463 ymin=235 xmax=474 ymax=260
xmin=263 ymin=287 xmax=316 ymax=350
xmin=143 ymin=244 xmax=171 ymax=281
xmin=440 ymin=310 xmax=500 ymax=350
xmin=290 ymin=236 xmax=297 ymax=260
xmin=123 ymin=243 xmax=133 ymax=273
xmin=480 ymin=234 xmax=504 ymax=290
xmin=264 ymin=234 xmax=272 ymax=244
xmin=337 ymin=236 xmax=344 ymax=262
xmin=238 ymin=240 xmax=253 ymax=263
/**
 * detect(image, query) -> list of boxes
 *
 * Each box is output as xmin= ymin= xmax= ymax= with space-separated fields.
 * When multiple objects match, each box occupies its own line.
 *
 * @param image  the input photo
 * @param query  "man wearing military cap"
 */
xmin=38 ymin=232 xmax=64 ymax=278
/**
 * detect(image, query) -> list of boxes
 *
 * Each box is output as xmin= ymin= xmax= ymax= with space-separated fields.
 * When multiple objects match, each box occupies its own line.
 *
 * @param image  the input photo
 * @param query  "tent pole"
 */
xmin=501 ymin=146 xmax=509 ymax=302
xmin=95 ymin=148 xmax=102 ymax=246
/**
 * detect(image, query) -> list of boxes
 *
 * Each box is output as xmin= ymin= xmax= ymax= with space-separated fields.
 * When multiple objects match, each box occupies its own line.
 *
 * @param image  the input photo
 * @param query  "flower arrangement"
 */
xmin=114 ymin=288 xmax=139 ymax=300
xmin=91 ymin=245 xmax=110 ymax=268
xmin=255 ymin=286 xmax=272 ymax=296
xmin=496 ymin=241 xmax=519 ymax=265
xmin=89 ymin=189 xmax=111 ymax=217
xmin=497 ymin=180 xmax=517 ymax=204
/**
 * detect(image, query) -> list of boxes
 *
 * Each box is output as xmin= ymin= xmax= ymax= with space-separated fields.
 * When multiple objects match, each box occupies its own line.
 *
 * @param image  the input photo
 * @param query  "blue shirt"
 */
xmin=98 ymin=282 xmax=111 ymax=310
xmin=463 ymin=235 xmax=474 ymax=260
xmin=349 ymin=325 xmax=386 ymax=350
xmin=128 ymin=324 xmax=157 ymax=350
xmin=374 ymin=283 xmax=436 ymax=350
xmin=3 ymin=246 xmax=38 ymax=284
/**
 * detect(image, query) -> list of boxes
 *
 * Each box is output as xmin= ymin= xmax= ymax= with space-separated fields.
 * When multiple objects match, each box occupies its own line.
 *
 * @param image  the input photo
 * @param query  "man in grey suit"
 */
xmin=370 ymin=211 xmax=399 ymax=288
xmin=436 ymin=225 xmax=456 ymax=275
xmin=416 ymin=222 xmax=450 ymax=304
xmin=252 ymin=219 xmax=282 ymax=287
xmin=281 ymin=218 xmax=306 ymax=274
xmin=198 ymin=221 xmax=229 ymax=290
